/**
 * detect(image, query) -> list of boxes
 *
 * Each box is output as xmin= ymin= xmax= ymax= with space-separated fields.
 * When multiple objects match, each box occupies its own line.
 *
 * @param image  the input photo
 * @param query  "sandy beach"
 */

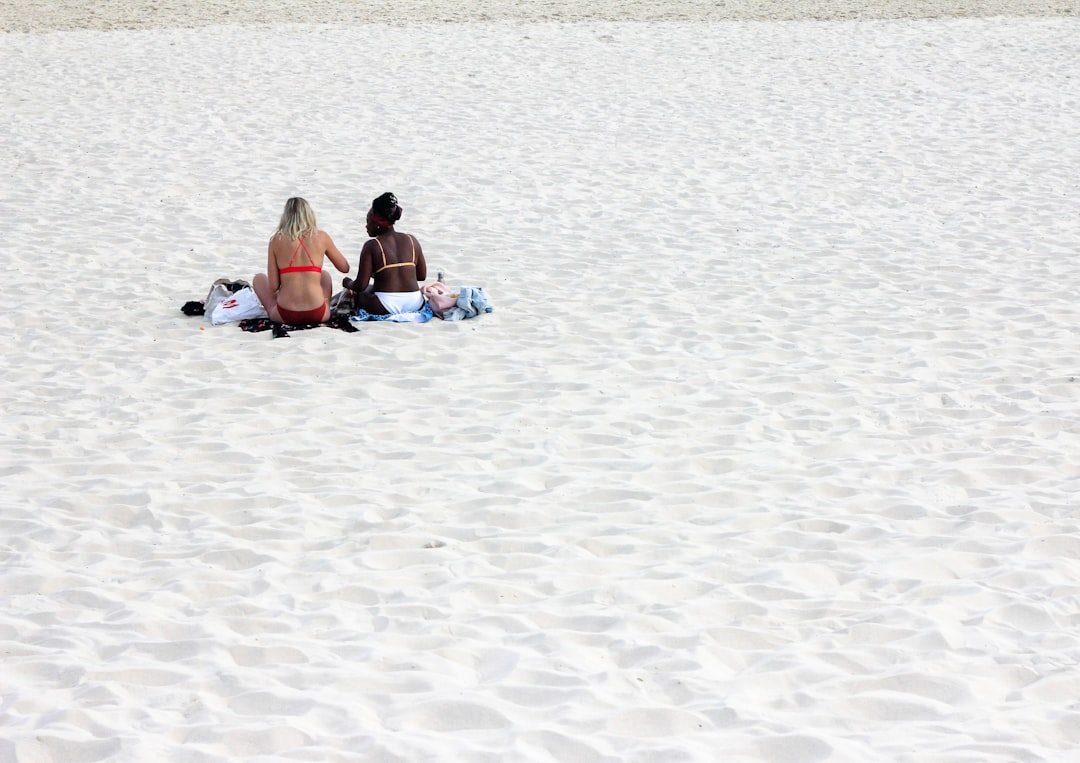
xmin=2 ymin=0 xmax=1077 ymax=31
xmin=2 ymin=1 xmax=1079 ymax=761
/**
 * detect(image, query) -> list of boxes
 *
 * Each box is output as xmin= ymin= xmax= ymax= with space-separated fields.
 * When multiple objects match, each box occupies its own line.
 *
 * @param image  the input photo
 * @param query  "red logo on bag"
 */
xmin=222 ymin=299 xmax=238 ymax=309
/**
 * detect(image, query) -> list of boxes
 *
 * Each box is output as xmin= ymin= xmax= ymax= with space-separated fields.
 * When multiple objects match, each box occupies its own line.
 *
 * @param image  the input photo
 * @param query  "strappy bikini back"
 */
xmin=279 ymin=236 xmax=322 ymax=275
xmin=372 ymin=234 xmax=418 ymax=274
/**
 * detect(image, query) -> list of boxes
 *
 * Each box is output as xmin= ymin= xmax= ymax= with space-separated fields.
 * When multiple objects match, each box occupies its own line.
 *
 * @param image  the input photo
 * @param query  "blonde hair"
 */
xmin=273 ymin=197 xmax=318 ymax=241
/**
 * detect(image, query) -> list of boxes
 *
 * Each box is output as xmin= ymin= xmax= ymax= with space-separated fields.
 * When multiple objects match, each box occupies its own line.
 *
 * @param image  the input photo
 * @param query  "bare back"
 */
xmin=268 ymin=230 xmax=348 ymax=310
xmin=357 ymin=231 xmax=427 ymax=294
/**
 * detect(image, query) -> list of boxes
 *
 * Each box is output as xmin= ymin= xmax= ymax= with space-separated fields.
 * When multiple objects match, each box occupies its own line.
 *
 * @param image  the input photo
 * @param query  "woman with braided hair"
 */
xmin=342 ymin=192 xmax=428 ymax=316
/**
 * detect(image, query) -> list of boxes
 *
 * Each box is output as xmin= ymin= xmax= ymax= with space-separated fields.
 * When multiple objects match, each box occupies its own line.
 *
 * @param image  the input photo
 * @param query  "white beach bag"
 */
xmin=203 ymin=278 xmax=248 ymax=316
xmin=208 ymin=286 xmax=267 ymax=324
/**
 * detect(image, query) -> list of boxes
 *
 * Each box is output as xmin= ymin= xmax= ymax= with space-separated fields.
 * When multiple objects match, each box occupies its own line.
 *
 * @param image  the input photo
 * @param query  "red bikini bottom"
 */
xmin=277 ymin=303 xmax=328 ymax=324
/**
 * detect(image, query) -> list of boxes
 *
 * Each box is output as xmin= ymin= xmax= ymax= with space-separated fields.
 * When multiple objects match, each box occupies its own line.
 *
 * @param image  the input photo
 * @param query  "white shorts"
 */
xmin=375 ymin=290 xmax=425 ymax=315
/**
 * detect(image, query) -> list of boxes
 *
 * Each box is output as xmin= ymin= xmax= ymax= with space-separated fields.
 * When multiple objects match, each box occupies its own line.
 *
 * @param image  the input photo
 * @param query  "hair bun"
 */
xmin=372 ymin=192 xmax=402 ymax=223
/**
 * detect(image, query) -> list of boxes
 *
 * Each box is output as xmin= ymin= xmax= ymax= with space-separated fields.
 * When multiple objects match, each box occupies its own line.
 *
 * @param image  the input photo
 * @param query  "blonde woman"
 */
xmin=253 ymin=197 xmax=350 ymax=324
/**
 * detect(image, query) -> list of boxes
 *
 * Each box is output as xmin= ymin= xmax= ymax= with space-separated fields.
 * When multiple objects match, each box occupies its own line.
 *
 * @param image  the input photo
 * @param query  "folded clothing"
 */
xmin=421 ymin=283 xmax=493 ymax=320
xmin=443 ymin=286 xmax=493 ymax=321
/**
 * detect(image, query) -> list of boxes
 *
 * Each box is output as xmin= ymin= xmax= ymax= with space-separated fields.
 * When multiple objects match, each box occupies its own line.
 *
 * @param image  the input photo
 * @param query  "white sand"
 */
xmin=2 ymin=1 xmax=1080 ymax=761
xmin=2 ymin=0 xmax=1078 ymax=31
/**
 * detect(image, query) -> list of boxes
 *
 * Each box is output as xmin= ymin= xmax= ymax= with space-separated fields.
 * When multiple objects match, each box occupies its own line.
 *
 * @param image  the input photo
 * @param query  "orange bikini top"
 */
xmin=372 ymin=234 xmax=417 ymax=274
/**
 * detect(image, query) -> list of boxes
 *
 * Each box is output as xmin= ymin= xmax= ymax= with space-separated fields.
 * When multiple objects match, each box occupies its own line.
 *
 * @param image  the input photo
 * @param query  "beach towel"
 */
xmin=238 ymin=315 xmax=358 ymax=337
xmin=349 ymin=302 xmax=434 ymax=324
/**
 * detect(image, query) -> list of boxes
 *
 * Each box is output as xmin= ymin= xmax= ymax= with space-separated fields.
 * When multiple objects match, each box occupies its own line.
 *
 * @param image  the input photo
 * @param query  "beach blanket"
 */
xmin=349 ymin=302 xmax=434 ymax=324
xmin=237 ymin=315 xmax=358 ymax=338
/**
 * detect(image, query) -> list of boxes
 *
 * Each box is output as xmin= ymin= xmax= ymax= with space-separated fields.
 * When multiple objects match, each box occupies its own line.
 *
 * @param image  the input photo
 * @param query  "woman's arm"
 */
xmin=350 ymin=240 xmax=375 ymax=291
xmin=322 ymin=232 xmax=350 ymax=273
xmin=413 ymin=236 xmax=427 ymax=282
xmin=267 ymin=239 xmax=280 ymax=292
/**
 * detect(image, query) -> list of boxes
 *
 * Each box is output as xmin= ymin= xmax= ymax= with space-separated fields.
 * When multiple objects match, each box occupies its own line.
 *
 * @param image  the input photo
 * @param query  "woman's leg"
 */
xmin=252 ymin=273 xmax=282 ymax=322
xmin=353 ymin=288 xmax=388 ymax=315
xmin=342 ymin=278 xmax=388 ymax=315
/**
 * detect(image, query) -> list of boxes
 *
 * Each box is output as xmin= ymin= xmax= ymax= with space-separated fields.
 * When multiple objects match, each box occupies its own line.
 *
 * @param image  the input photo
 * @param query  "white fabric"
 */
xmin=375 ymin=290 xmax=425 ymax=315
xmin=208 ymin=287 xmax=267 ymax=324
